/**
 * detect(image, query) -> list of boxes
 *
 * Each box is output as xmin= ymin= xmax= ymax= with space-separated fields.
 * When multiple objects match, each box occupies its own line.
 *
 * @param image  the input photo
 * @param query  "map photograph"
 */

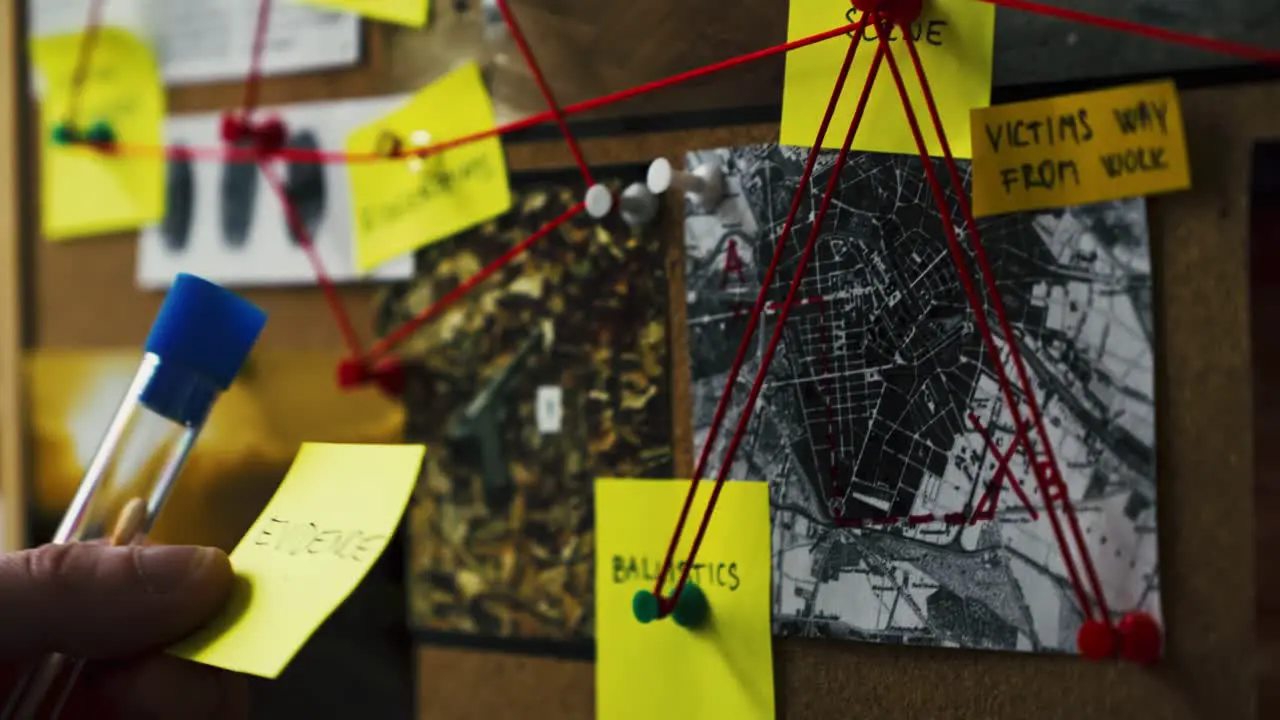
xmin=681 ymin=145 xmax=1161 ymax=653
xmin=377 ymin=166 xmax=674 ymax=656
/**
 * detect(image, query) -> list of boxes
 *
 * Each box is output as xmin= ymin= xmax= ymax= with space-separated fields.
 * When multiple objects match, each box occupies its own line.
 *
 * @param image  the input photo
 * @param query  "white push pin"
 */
xmin=584 ymin=183 xmax=614 ymax=219
xmin=619 ymin=182 xmax=659 ymax=228
xmin=480 ymin=0 xmax=508 ymax=42
xmin=647 ymin=157 xmax=724 ymax=211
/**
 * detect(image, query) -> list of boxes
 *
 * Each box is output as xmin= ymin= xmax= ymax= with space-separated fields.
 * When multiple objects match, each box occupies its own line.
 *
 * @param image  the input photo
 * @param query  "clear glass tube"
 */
xmin=2 ymin=352 xmax=221 ymax=720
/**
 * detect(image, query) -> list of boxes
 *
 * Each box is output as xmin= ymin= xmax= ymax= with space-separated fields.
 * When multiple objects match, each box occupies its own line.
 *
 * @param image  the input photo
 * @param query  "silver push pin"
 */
xmin=647 ymin=157 xmax=724 ymax=211
xmin=584 ymin=183 xmax=614 ymax=219
xmin=619 ymin=182 xmax=659 ymax=228
xmin=480 ymin=0 xmax=508 ymax=41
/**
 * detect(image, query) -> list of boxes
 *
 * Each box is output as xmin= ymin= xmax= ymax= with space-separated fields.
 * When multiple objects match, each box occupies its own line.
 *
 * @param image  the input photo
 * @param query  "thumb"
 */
xmin=0 ymin=543 xmax=233 ymax=661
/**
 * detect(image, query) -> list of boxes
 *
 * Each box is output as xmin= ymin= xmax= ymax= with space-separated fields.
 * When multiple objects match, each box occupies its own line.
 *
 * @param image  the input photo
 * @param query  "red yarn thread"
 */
xmin=47 ymin=0 xmax=1248 ymax=634
xmin=651 ymin=10 xmax=877 ymax=609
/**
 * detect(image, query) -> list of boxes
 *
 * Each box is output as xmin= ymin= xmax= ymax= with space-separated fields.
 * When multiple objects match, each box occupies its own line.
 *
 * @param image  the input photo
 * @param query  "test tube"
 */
xmin=0 ymin=273 xmax=267 ymax=720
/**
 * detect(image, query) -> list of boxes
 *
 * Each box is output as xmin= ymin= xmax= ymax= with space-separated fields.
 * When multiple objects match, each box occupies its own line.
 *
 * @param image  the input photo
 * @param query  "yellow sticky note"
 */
xmin=299 ymin=0 xmax=430 ymax=27
xmin=31 ymin=28 xmax=165 ymax=240
xmin=596 ymin=479 xmax=774 ymax=720
xmin=781 ymin=1 xmax=994 ymax=157
xmin=168 ymin=442 xmax=426 ymax=679
xmin=970 ymin=79 xmax=1191 ymax=217
xmin=347 ymin=61 xmax=512 ymax=271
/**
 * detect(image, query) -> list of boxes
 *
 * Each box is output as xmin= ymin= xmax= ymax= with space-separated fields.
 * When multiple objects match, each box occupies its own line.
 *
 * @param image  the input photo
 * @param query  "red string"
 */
xmin=88 ymin=21 xmax=863 ymax=166
xmin=979 ymin=0 xmax=1280 ymax=65
xmin=873 ymin=16 xmax=1101 ymax=619
xmin=493 ymin=0 xmax=594 ymax=186
xmin=257 ymin=161 xmax=365 ymax=358
xmin=364 ymin=201 xmax=586 ymax=362
xmin=39 ymin=0 xmax=1219 ymax=647
xmin=829 ymin=412 xmax=1039 ymax=530
xmin=655 ymin=18 xmax=890 ymax=616
xmin=383 ymin=19 xmax=859 ymax=169
xmin=64 ymin=1 xmax=1280 ymax=165
xmin=897 ymin=26 xmax=1113 ymax=623
xmin=650 ymin=11 xmax=874 ymax=607
xmin=62 ymin=0 xmax=107 ymax=126
xmin=48 ymin=2 xmax=1272 ymax=582
xmin=885 ymin=14 xmax=1126 ymax=622
xmin=966 ymin=412 xmax=1039 ymax=522
xmin=240 ymin=0 xmax=275 ymax=118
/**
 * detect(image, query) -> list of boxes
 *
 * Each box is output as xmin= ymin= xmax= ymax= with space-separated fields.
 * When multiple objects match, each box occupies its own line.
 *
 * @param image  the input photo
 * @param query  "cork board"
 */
xmin=409 ymin=82 xmax=1261 ymax=718
xmin=1 ymin=4 xmax=1265 ymax=719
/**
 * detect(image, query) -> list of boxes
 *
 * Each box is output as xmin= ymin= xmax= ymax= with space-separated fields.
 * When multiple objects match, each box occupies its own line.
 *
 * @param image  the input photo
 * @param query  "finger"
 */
xmin=0 ymin=543 xmax=233 ymax=660
xmin=89 ymin=656 xmax=249 ymax=720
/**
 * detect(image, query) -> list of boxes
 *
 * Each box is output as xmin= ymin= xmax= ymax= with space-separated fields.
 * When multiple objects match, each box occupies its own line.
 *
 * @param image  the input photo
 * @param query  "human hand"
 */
xmin=0 ymin=543 xmax=249 ymax=719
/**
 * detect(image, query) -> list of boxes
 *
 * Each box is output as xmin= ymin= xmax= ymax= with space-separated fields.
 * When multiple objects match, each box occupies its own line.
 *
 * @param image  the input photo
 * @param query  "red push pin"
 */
xmin=336 ymin=356 xmax=407 ymax=398
xmin=219 ymin=112 xmax=288 ymax=156
xmin=253 ymin=115 xmax=288 ymax=155
xmin=1117 ymin=611 xmax=1162 ymax=665
xmin=371 ymin=357 xmax=407 ymax=398
xmin=1076 ymin=618 xmax=1117 ymax=660
xmin=220 ymin=112 xmax=248 ymax=144
xmin=336 ymin=356 xmax=373 ymax=389
xmin=852 ymin=0 xmax=923 ymax=26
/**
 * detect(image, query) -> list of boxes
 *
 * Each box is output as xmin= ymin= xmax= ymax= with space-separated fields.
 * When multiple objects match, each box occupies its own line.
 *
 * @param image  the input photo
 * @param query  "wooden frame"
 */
xmin=0 ymin=0 xmax=28 ymax=551
xmin=0 ymin=3 xmax=1264 ymax=715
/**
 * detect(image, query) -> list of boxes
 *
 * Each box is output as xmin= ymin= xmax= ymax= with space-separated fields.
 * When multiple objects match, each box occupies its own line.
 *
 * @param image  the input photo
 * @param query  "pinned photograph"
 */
xmin=379 ymin=165 xmax=675 ymax=656
xmin=136 ymin=95 xmax=416 ymax=289
xmin=681 ymin=145 xmax=1161 ymax=654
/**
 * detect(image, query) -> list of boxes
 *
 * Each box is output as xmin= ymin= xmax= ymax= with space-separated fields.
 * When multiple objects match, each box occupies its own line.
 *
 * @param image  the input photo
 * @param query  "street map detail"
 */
xmin=681 ymin=145 xmax=1162 ymax=653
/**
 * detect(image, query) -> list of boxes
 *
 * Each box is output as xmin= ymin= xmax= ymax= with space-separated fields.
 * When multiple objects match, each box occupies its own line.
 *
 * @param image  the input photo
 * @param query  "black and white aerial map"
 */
xmin=681 ymin=145 xmax=1161 ymax=654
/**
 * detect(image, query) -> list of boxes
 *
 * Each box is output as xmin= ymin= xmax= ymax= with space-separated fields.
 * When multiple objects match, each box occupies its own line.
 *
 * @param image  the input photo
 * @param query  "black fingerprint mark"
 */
xmin=160 ymin=143 xmax=194 ymax=252
xmin=220 ymin=139 xmax=258 ymax=248
xmin=283 ymin=129 xmax=326 ymax=246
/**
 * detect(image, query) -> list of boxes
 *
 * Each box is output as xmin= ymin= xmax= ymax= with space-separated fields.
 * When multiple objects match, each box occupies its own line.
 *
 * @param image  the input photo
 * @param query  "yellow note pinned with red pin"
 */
xmin=781 ymin=0 xmax=994 ymax=157
xmin=595 ymin=478 xmax=775 ymax=720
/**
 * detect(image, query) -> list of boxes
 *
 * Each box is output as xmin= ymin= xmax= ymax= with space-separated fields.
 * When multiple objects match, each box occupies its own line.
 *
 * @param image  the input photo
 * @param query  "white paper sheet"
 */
xmin=136 ymin=94 xmax=416 ymax=289
xmin=28 ymin=0 xmax=360 ymax=85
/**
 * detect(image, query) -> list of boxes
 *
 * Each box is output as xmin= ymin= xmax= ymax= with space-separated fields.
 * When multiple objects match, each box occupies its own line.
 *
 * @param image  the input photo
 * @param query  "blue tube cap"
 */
xmin=145 ymin=273 xmax=267 ymax=389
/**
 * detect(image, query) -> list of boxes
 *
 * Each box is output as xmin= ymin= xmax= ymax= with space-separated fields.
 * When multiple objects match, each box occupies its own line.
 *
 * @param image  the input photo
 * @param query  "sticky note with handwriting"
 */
xmin=346 ymin=61 xmax=512 ymax=271
xmin=299 ymin=0 xmax=429 ymax=27
xmin=781 ymin=0 xmax=994 ymax=157
xmin=970 ymin=79 xmax=1191 ymax=217
xmin=31 ymin=28 xmax=165 ymax=240
xmin=595 ymin=478 xmax=774 ymax=720
xmin=168 ymin=442 xmax=426 ymax=679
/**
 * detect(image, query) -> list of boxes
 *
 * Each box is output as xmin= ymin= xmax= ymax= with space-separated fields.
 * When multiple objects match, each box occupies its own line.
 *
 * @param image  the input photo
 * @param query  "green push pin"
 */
xmin=632 ymin=584 xmax=710 ymax=629
xmin=51 ymin=121 xmax=79 ymax=146
xmin=632 ymin=589 xmax=660 ymax=624
xmin=84 ymin=120 xmax=116 ymax=145
xmin=671 ymin=582 xmax=709 ymax=630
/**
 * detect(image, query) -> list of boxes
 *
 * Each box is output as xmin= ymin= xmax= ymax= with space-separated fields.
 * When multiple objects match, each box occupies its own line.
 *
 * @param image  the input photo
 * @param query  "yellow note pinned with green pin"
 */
xmin=299 ymin=0 xmax=430 ymax=28
xmin=346 ymin=61 xmax=512 ymax=271
xmin=595 ymin=478 xmax=775 ymax=720
xmin=168 ymin=443 xmax=425 ymax=679
xmin=31 ymin=28 xmax=165 ymax=240
xmin=781 ymin=0 xmax=994 ymax=157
